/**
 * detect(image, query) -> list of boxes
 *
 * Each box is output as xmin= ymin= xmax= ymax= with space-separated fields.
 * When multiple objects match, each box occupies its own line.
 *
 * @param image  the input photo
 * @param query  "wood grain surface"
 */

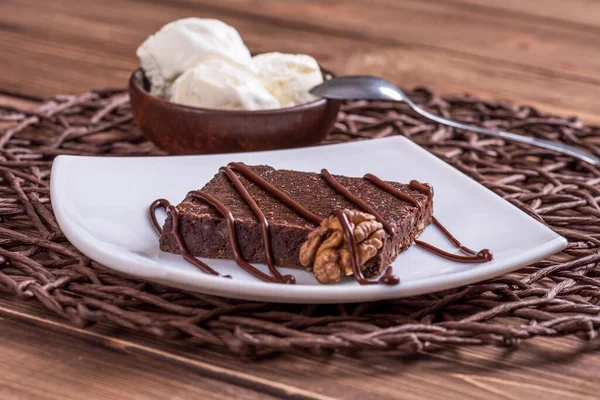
xmin=2 ymin=294 xmax=600 ymax=400
xmin=1 ymin=1 xmax=600 ymax=399
xmin=2 ymin=0 xmax=600 ymax=122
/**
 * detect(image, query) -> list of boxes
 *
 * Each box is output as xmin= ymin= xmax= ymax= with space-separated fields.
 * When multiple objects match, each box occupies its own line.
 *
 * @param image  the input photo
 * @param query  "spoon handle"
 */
xmin=401 ymin=95 xmax=600 ymax=165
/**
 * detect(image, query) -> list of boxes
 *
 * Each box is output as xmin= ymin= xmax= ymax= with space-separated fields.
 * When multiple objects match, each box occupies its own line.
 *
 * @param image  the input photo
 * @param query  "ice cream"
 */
xmin=137 ymin=18 xmax=324 ymax=110
xmin=251 ymin=52 xmax=323 ymax=108
xmin=170 ymin=58 xmax=280 ymax=110
xmin=136 ymin=18 xmax=251 ymax=97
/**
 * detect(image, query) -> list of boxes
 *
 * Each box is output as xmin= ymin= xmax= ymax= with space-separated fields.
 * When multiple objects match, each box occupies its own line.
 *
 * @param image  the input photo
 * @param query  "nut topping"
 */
xmin=299 ymin=209 xmax=386 ymax=284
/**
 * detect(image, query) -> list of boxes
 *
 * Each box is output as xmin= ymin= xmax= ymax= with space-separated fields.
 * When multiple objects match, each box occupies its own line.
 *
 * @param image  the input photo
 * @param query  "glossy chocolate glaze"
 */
xmin=150 ymin=164 xmax=492 ymax=286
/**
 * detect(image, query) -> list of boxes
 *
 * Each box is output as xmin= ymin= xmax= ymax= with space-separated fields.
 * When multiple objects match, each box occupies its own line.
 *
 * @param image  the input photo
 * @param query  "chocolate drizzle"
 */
xmin=188 ymin=190 xmax=293 ymax=283
xmin=219 ymin=166 xmax=295 ymax=284
xmin=364 ymin=174 xmax=422 ymax=210
xmin=335 ymin=209 xmax=400 ymax=286
xmin=414 ymin=239 xmax=493 ymax=263
xmin=428 ymin=216 xmax=493 ymax=261
xmin=150 ymin=163 xmax=493 ymax=286
xmin=228 ymin=162 xmax=323 ymax=225
xmin=149 ymin=198 xmax=223 ymax=277
xmin=403 ymin=179 xmax=493 ymax=262
xmin=321 ymin=169 xmax=393 ymax=233
xmin=325 ymin=171 xmax=493 ymax=264
xmin=409 ymin=180 xmax=434 ymax=200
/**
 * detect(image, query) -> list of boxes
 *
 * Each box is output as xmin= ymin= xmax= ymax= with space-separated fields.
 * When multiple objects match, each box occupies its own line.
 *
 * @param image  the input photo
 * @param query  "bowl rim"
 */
xmin=129 ymin=66 xmax=334 ymax=116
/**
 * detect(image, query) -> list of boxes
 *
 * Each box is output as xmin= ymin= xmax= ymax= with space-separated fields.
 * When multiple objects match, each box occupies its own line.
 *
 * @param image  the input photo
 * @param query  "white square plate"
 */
xmin=50 ymin=137 xmax=566 ymax=303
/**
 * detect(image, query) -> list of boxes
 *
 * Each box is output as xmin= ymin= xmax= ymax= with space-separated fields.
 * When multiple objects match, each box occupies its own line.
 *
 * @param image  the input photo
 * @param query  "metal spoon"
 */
xmin=311 ymin=76 xmax=599 ymax=165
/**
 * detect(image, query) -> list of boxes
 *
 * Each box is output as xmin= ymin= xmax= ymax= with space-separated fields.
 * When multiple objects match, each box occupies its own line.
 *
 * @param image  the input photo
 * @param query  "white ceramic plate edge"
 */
xmin=50 ymin=143 xmax=568 ymax=303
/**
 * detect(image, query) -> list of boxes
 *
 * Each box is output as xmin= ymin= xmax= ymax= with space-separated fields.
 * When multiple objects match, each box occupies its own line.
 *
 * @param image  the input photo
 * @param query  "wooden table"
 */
xmin=1 ymin=1 xmax=599 ymax=398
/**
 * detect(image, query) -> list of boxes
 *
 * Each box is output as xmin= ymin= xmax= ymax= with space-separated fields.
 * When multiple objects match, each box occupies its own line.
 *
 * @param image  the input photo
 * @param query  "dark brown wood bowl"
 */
xmin=128 ymin=68 xmax=341 ymax=155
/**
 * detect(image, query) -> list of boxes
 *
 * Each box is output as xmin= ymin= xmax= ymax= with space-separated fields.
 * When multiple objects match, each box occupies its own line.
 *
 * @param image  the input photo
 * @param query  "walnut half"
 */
xmin=299 ymin=209 xmax=386 ymax=284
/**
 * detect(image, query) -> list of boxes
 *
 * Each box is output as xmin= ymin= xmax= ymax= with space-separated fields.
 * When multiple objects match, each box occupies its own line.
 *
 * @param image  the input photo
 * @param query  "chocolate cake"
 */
xmin=158 ymin=164 xmax=434 ymax=280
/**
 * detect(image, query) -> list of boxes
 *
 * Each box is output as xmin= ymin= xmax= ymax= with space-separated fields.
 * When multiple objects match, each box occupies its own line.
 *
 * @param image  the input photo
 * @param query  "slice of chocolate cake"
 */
xmin=159 ymin=164 xmax=433 ymax=280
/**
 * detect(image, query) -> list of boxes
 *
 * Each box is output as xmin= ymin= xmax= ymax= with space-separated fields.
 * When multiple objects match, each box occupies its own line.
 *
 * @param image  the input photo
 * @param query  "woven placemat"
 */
xmin=1 ymin=88 xmax=599 ymax=359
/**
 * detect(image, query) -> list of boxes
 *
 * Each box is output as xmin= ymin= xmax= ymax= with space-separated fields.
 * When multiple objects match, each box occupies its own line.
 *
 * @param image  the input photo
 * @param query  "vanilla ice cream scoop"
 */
xmin=251 ymin=52 xmax=324 ymax=108
xmin=137 ymin=18 xmax=251 ymax=97
xmin=169 ymin=58 xmax=281 ymax=110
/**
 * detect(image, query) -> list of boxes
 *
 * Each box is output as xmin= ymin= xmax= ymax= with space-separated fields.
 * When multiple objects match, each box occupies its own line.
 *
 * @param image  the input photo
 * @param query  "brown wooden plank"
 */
xmin=0 ymin=307 xmax=279 ymax=400
xmin=180 ymin=0 xmax=600 ymax=83
xmin=0 ymin=94 xmax=37 ymax=110
xmin=1 ymin=0 xmax=600 ymax=124
xmin=1 ymin=294 xmax=599 ymax=400
xmin=444 ymin=0 xmax=600 ymax=27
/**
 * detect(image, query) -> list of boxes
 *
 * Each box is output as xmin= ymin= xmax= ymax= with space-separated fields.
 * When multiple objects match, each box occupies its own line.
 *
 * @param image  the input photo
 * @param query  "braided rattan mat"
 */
xmin=1 ymin=88 xmax=599 ymax=359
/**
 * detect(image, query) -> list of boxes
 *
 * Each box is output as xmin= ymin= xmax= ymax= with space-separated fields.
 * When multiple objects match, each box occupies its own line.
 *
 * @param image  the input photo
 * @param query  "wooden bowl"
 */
xmin=128 ymin=68 xmax=341 ymax=155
